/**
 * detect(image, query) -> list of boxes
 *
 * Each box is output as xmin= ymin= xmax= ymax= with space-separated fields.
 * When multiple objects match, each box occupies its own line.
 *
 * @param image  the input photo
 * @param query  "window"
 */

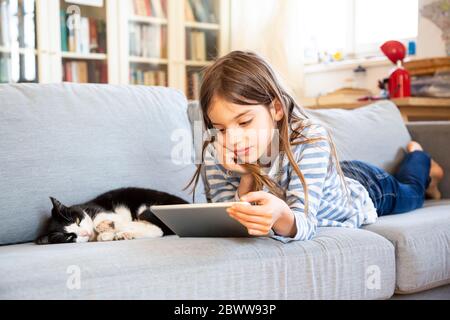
xmin=303 ymin=0 xmax=419 ymax=64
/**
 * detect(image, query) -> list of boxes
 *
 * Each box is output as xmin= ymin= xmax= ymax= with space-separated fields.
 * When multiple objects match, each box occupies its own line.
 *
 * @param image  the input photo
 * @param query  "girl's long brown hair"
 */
xmin=186 ymin=51 xmax=351 ymax=215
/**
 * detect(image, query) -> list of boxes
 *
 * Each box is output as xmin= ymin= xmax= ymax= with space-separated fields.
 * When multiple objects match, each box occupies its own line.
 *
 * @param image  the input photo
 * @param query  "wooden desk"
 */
xmin=302 ymin=97 xmax=450 ymax=122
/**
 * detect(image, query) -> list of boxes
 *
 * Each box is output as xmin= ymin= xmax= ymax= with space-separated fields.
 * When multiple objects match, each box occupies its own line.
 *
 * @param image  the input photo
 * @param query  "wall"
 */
xmin=229 ymin=0 xmax=305 ymax=98
xmin=230 ymin=0 xmax=448 ymax=100
xmin=304 ymin=0 xmax=448 ymax=98
xmin=417 ymin=0 xmax=447 ymax=57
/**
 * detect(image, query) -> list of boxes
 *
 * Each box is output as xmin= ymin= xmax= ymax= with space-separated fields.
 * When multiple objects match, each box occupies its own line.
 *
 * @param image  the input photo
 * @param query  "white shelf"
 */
xmin=61 ymin=52 xmax=108 ymax=60
xmin=129 ymin=56 xmax=168 ymax=64
xmin=185 ymin=21 xmax=220 ymax=30
xmin=129 ymin=15 xmax=168 ymax=25
xmin=185 ymin=60 xmax=214 ymax=67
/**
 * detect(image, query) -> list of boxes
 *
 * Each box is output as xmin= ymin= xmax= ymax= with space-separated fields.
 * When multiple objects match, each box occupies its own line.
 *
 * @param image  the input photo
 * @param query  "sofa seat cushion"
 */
xmin=364 ymin=199 xmax=450 ymax=294
xmin=0 ymin=227 xmax=395 ymax=300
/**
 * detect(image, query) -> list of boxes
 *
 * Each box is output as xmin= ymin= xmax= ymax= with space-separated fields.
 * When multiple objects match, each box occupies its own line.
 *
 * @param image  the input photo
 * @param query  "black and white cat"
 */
xmin=36 ymin=187 xmax=188 ymax=245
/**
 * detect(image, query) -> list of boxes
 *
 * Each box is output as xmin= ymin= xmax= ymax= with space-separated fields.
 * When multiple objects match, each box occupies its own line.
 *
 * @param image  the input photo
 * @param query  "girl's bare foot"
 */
xmin=407 ymin=141 xmax=444 ymax=200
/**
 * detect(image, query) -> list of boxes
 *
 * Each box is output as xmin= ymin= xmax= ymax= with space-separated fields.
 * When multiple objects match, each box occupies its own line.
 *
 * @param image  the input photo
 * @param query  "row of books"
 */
xmin=60 ymin=10 xmax=107 ymax=54
xmin=185 ymin=0 xmax=217 ymax=23
xmin=132 ymin=0 xmax=166 ymax=18
xmin=129 ymin=23 xmax=167 ymax=58
xmin=187 ymin=70 xmax=203 ymax=100
xmin=186 ymin=30 xmax=216 ymax=61
xmin=0 ymin=0 xmax=36 ymax=48
xmin=130 ymin=67 xmax=167 ymax=86
xmin=63 ymin=60 xmax=108 ymax=83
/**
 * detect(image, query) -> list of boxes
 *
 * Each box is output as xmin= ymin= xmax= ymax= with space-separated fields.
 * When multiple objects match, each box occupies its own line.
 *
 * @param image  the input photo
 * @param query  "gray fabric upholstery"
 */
xmin=0 ymin=227 xmax=395 ymax=300
xmin=364 ymin=199 xmax=450 ymax=294
xmin=1 ymin=86 xmax=448 ymax=299
xmin=406 ymin=122 xmax=450 ymax=199
xmin=0 ymin=83 xmax=206 ymax=245
xmin=304 ymin=101 xmax=412 ymax=174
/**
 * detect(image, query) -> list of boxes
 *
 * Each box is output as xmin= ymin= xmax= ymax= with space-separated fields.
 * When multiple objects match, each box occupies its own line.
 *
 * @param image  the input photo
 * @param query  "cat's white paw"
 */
xmin=114 ymin=232 xmax=135 ymax=241
xmin=145 ymin=225 xmax=164 ymax=238
xmin=95 ymin=220 xmax=115 ymax=233
xmin=97 ymin=232 xmax=115 ymax=242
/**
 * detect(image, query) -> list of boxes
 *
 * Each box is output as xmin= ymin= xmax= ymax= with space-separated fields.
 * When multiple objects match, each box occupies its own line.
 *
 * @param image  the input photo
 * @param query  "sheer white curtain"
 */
xmin=230 ymin=0 xmax=305 ymax=99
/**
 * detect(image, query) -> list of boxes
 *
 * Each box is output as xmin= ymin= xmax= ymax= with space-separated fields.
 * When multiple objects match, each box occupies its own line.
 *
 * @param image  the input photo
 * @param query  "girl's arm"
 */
xmin=273 ymin=126 xmax=331 ymax=242
xmin=229 ymin=124 xmax=331 ymax=243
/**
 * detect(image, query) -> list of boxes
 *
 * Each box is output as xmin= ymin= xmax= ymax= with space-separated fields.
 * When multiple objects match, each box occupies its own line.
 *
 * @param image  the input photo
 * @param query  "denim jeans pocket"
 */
xmin=375 ymin=172 xmax=391 ymax=179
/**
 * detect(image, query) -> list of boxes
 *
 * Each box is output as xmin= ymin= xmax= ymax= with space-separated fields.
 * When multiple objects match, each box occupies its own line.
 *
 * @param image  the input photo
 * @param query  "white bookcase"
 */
xmin=37 ymin=0 xmax=119 ymax=84
xmin=118 ymin=0 xmax=230 ymax=98
xmin=0 ymin=0 xmax=230 ymax=98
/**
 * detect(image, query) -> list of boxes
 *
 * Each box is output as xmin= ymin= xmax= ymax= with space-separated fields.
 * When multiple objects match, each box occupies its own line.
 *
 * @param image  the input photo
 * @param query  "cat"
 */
xmin=35 ymin=187 xmax=188 ymax=245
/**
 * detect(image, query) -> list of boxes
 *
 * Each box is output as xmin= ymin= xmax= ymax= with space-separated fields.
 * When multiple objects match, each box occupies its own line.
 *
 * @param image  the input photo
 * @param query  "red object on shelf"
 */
xmin=380 ymin=40 xmax=411 ymax=98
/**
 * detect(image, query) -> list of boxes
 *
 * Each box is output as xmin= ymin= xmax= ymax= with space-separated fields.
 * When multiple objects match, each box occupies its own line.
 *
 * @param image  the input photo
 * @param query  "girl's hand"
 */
xmin=214 ymin=140 xmax=248 ymax=174
xmin=227 ymin=191 xmax=293 ymax=236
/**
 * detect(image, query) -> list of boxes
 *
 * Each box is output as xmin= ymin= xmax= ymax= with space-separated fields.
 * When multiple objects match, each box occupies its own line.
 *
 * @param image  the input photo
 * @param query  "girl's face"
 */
xmin=208 ymin=95 xmax=284 ymax=165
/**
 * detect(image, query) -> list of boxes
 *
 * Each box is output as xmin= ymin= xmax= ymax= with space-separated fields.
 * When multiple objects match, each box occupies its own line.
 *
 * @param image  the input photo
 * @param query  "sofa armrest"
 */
xmin=406 ymin=121 xmax=450 ymax=199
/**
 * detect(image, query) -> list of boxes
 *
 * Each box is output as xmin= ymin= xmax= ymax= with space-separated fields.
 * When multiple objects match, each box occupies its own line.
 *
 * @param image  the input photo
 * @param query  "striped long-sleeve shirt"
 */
xmin=204 ymin=121 xmax=378 ymax=243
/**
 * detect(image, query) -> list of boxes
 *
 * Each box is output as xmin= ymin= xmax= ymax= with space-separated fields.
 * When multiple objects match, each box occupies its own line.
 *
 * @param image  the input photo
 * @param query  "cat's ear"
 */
xmin=49 ymin=197 xmax=71 ymax=222
xmin=50 ymin=197 xmax=66 ymax=211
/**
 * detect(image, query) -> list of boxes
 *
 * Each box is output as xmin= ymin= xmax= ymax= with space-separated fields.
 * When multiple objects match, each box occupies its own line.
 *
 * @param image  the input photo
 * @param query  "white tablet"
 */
xmin=150 ymin=202 xmax=256 ymax=238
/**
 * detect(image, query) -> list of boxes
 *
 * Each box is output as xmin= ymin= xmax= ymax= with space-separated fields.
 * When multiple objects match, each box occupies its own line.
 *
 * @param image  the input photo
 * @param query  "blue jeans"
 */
xmin=340 ymin=151 xmax=432 ymax=216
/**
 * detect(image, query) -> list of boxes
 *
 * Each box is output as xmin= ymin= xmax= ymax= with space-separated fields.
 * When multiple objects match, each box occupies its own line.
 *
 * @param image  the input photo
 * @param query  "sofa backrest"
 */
xmin=188 ymin=100 xmax=412 ymax=203
xmin=304 ymin=101 xmax=412 ymax=173
xmin=188 ymin=100 xmax=411 ymax=174
xmin=0 ymin=83 xmax=205 ymax=245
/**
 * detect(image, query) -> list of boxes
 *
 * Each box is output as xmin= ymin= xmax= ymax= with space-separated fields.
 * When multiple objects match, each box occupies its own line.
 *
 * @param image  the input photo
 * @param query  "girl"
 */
xmin=187 ymin=51 xmax=445 ymax=243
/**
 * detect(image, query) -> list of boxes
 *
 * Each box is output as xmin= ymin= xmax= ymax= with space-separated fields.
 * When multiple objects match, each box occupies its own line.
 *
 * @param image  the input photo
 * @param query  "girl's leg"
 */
xmin=340 ymin=151 xmax=432 ymax=216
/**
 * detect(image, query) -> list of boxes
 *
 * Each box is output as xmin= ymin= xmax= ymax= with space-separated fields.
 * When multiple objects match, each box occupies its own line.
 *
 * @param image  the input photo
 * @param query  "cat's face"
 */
xmin=36 ymin=197 xmax=95 ymax=245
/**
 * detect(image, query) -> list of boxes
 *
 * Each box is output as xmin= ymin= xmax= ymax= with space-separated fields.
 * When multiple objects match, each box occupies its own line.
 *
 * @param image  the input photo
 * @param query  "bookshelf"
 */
xmin=1 ymin=0 xmax=230 ymax=98
xmin=58 ymin=0 xmax=109 ymax=83
xmin=118 ymin=0 xmax=229 ymax=97
xmin=121 ymin=0 xmax=169 ymax=86
xmin=0 ymin=0 xmax=38 ymax=83
xmin=184 ymin=0 xmax=225 ymax=100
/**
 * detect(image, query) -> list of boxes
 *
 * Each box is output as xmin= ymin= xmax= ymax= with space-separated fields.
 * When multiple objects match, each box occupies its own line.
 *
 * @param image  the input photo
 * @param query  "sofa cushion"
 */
xmin=0 ymin=83 xmax=206 ymax=245
xmin=0 ymin=227 xmax=395 ymax=300
xmin=304 ymin=101 xmax=411 ymax=174
xmin=363 ymin=199 xmax=450 ymax=294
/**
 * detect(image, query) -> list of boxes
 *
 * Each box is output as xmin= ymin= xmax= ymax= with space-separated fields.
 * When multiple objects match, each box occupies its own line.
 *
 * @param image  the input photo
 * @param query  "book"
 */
xmin=89 ymin=18 xmax=98 ymax=52
xmin=190 ymin=0 xmax=208 ymax=23
xmin=80 ymin=17 xmax=90 ymax=54
xmin=96 ymin=19 xmax=107 ymax=53
xmin=68 ymin=20 xmax=76 ymax=52
xmin=78 ymin=61 xmax=88 ymax=83
xmin=188 ymin=30 xmax=206 ymax=61
xmin=144 ymin=0 xmax=152 ymax=16
xmin=204 ymin=0 xmax=217 ymax=23
xmin=60 ymin=10 xmax=68 ymax=51
xmin=185 ymin=0 xmax=195 ymax=22
xmin=196 ymin=31 xmax=206 ymax=61
xmin=151 ymin=0 xmax=165 ymax=18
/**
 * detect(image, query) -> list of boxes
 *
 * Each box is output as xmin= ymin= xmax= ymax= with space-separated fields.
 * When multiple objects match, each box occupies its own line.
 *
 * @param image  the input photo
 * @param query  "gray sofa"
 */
xmin=0 ymin=83 xmax=448 ymax=300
